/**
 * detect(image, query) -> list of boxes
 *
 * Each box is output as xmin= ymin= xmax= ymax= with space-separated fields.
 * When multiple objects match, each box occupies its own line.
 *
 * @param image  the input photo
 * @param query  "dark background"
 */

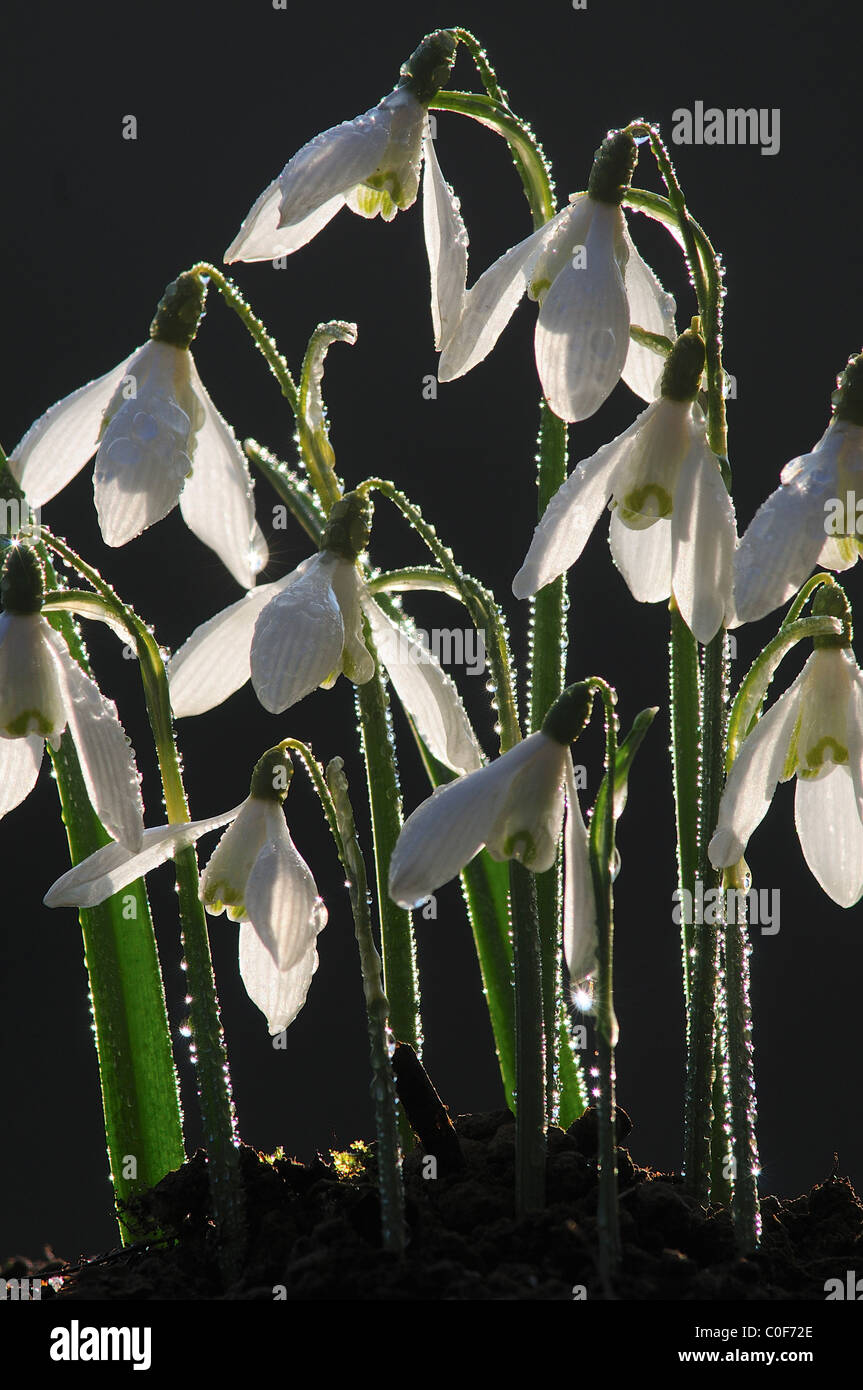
xmin=2 ymin=0 xmax=862 ymax=1260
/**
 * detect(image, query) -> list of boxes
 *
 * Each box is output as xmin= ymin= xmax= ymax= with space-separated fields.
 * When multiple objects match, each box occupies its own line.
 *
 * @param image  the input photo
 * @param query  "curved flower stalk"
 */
xmin=513 ymin=328 xmax=736 ymax=644
xmin=709 ymin=588 xmax=863 ymax=907
xmin=168 ymin=493 xmax=483 ymax=777
xmin=46 ymin=747 xmax=328 ymax=1035
xmin=225 ymin=30 xmax=457 ymax=263
xmin=0 ymin=544 xmax=144 ymax=849
xmin=9 ymin=274 xmax=268 ymax=589
xmin=435 ymin=131 xmax=676 ymax=421
xmin=734 ymin=352 xmax=863 ymax=624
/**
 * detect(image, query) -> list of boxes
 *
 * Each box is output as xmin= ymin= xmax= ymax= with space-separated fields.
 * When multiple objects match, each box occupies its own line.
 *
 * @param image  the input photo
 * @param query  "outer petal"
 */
xmin=485 ymin=733 xmax=565 ymax=871
xmin=0 ymin=733 xmax=43 ymax=817
xmin=362 ymin=597 xmax=483 ymax=775
xmin=513 ymin=406 xmax=649 ymax=598
xmin=0 ymin=613 xmax=67 ymax=737
xmin=437 ymin=210 xmax=565 ymax=381
xmin=671 ymin=424 xmax=737 ymax=643
xmin=620 ymin=220 xmax=677 ymax=402
xmin=238 ymin=928 xmax=319 ymax=1036
xmin=168 ymin=570 xmax=296 ymax=718
xmin=44 ymin=806 xmax=242 ymax=908
xmin=179 ymin=358 xmax=269 ymax=588
xmin=389 ymin=731 xmax=557 ymax=907
xmin=94 ymin=341 xmax=196 ymax=547
xmin=608 ymin=512 xmax=672 ymax=602
xmin=734 ymin=455 xmax=841 ymax=624
xmin=795 ymin=767 xmax=863 ymax=907
xmin=45 ymin=627 xmax=145 ymax=851
xmin=708 ymin=676 xmax=805 ymax=867
xmin=534 ymin=201 xmax=630 ymax=422
xmin=250 ymin=552 xmax=345 ymax=713
xmin=9 ymin=358 xmax=129 ymax=508
xmin=422 ymin=128 xmax=468 ymax=351
xmin=563 ymin=754 xmax=597 ymax=984
xmin=244 ymin=810 xmax=327 ymax=972
xmin=225 ymin=174 xmax=345 ymax=263
xmin=276 ymin=99 xmax=396 ymax=228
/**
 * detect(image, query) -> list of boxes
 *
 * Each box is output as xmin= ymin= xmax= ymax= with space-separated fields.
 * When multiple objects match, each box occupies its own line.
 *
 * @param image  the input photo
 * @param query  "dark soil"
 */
xmin=8 ymin=1106 xmax=863 ymax=1300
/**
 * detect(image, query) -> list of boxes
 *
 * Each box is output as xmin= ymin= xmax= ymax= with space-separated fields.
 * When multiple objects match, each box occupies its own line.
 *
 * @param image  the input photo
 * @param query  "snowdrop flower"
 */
xmin=168 ymin=492 xmax=483 ymax=775
xmin=225 ymin=30 xmax=457 ymax=263
xmin=734 ymin=353 xmax=863 ymax=624
xmin=45 ymin=747 xmax=327 ymax=1035
xmin=709 ymin=591 xmax=863 ymax=907
xmin=513 ymin=328 xmax=737 ymax=644
xmin=9 ymin=274 xmax=268 ymax=589
xmin=435 ymin=131 xmax=676 ymax=422
xmin=389 ymin=683 xmax=593 ymax=909
xmin=0 ymin=545 xmax=144 ymax=849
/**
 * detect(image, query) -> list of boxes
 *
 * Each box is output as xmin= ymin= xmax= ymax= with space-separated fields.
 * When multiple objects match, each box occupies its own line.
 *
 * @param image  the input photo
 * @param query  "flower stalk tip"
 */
xmin=320 ymin=489 xmax=373 ymax=560
xmin=832 ymin=351 xmax=863 ymax=426
xmin=399 ymin=29 xmax=457 ymax=106
xmin=541 ymin=681 xmax=594 ymax=746
xmin=660 ymin=326 xmax=706 ymax=403
xmin=587 ymin=130 xmax=638 ymax=206
xmin=249 ymin=745 xmax=293 ymax=801
xmin=1 ymin=542 xmax=44 ymax=615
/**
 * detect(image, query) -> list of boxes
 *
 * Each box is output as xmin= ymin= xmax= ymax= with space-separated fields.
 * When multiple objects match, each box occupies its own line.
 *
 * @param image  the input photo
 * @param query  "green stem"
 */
xmin=509 ymin=860 xmax=546 ymax=1214
xmin=40 ymin=557 xmax=184 ymax=1243
xmin=726 ymin=614 xmax=842 ymax=766
xmin=326 ymin=756 xmax=406 ymax=1253
xmin=669 ymin=599 xmax=700 ymax=1008
xmin=355 ymin=623 xmax=421 ymax=1055
xmin=40 ymin=531 xmax=245 ymax=1280
xmin=243 ymin=439 xmax=326 ymax=546
xmin=528 ymin=403 xmax=574 ymax=1122
xmin=587 ymin=680 xmax=621 ymax=1286
xmin=188 ymin=263 xmax=299 ymax=414
xmin=429 ymin=90 xmax=555 ymax=227
xmin=722 ymin=865 xmax=761 ymax=1251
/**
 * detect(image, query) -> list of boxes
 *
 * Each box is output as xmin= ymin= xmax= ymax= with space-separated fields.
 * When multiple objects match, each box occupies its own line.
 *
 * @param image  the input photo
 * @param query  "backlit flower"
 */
xmin=9 ymin=275 xmax=268 ymax=589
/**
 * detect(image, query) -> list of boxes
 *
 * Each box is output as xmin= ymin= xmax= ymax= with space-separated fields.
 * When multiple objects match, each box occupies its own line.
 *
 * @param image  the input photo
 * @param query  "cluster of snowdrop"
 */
xmin=3 ymin=28 xmax=862 ymax=1254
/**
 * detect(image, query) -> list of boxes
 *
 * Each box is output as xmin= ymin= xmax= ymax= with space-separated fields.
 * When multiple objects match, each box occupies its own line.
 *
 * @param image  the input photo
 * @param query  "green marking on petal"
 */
xmin=804 ymin=735 xmax=849 ymax=770
xmin=504 ymin=830 xmax=536 ymax=864
xmin=617 ymin=483 xmax=673 ymax=528
xmin=529 ymin=277 xmax=551 ymax=301
xmin=5 ymin=709 xmax=54 ymax=736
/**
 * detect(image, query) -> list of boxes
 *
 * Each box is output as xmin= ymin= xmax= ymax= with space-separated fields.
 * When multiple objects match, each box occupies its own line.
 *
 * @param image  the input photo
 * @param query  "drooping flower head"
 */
xmin=167 ymin=489 xmax=483 ymax=776
xmin=734 ymin=351 xmax=863 ymax=624
xmin=710 ymin=585 xmax=863 ymax=907
xmin=45 ymin=745 xmax=328 ymax=1035
xmin=389 ymin=682 xmax=594 ymax=909
xmin=10 ymin=274 xmax=268 ymax=589
xmin=434 ymin=131 xmax=676 ymax=421
xmin=513 ymin=327 xmax=737 ymax=643
xmin=225 ymin=30 xmax=457 ymax=263
xmin=0 ymin=543 xmax=144 ymax=849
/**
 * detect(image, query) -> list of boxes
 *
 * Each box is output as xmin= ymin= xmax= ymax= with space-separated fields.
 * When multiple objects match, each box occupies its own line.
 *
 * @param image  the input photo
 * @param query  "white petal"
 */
xmin=563 ymin=754 xmax=597 ymax=983
xmin=437 ymin=210 xmax=564 ymax=381
xmin=608 ymin=510 xmax=672 ymax=601
xmin=327 ymin=560 xmax=375 ymax=685
xmin=45 ymin=627 xmax=145 ymax=852
xmin=244 ymin=811 xmax=327 ymax=972
xmin=9 ymin=358 xmax=129 ymax=508
xmin=388 ymin=731 xmax=560 ymax=907
xmin=178 ymin=358 xmax=269 ymax=588
xmin=93 ymin=341 xmax=196 ymax=547
xmin=534 ymin=202 xmax=629 ymax=422
xmin=238 ymin=927 xmax=319 ymax=1035
xmin=199 ymin=798 xmax=272 ymax=915
xmin=250 ymin=552 xmax=345 ymax=713
xmin=225 ymin=173 xmax=345 ymax=263
xmin=486 ymin=733 xmax=565 ymax=871
xmin=168 ymin=571 xmax=295 ymax=718
xmin=708 ymin=676 xmax=805 ymax=867
xmin=422 ymin=128 xmax=468 ymax=351
xmin=0 ymin=613 xmax=67 ymax=737
xmin=0 ymin=733 xmax=43 ymax=817
xmin=620 ymin=219 xmax=676 ymax=402
xmin=44 ymin=806 xmax=242 ymax=908
xmin=362 ymin=597 xmax=483 ymax=775
xmin=672 ymin=427 xmax=737 ymax=643
xmin=795 ymin=767 xmax=863 ymax=907
xmin=734 ymin=454 xmax=841 ymax=624
xmin=276 ymin=97 xmax=397 ymax=228
xmin=513 ymin=407 xmax=648 ymax=598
